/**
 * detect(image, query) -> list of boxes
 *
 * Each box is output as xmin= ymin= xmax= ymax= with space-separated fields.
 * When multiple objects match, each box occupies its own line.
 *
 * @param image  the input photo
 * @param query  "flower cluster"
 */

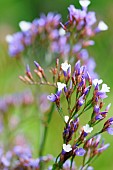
xmin=0 ymin=145 xmax=53 ymax=170
xmin=19 ymin=58 xmax=112 ymax=169
xmin=6 ymin=13 xmax=61 ymax=57
xmin=0 ymin=90 xmax=34 ymax=113
xmin=4 ymin=0 xmax=112 ymax=170
xmin=6 ymin=0 xmax=108 ymax=79
xmin=46 ymin=60 xmax=111 ymax=169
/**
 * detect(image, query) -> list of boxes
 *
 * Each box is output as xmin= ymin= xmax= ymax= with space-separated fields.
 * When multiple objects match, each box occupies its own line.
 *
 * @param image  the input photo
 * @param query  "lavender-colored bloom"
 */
xmin=86 ymin=12 xmax=96 ymax=26
xmin=95 ymin=114 xmax=103 ymax=120
xmin=26 ymin=64 xmax=30 ymax=73
xmin=74 ymin=60 xmax=81 ymax=73
xmin=72 ymin=43 xmax=82 ymax=53
xmin=34 ymin=61 xmax=40 ymax=69
xmin=75 ymin=148 xmax=86 ymax=156
xmin=106 ymin=127 xmax=113 ymax=135
xmin=78 ymin=95 xmax=85 ymax=107
xmin=47 ymin=93 xmax=57 ymax=102
xmin=97 ymin=91 xmax=108 ymax=99
xmin=39 ymin=94 xmax=50 ymax=113
xmin=83 ymin=86 xmax=90 ymax=95
xmin=1 ymin=156 xmax=10 ymax=167
xmin=0 ymin=98 xmax=8 ymax=112
xmin=97 ymin=143 xmax=110 ymax=152
xmin=78 ymin=49 xmax=89 ymax=60
xmin=86 ymin=58 xmax=98 ymax=79
xmin=23 ymin=30 xmax=32 ymax=45
xmin=87 ymin=166 xmax=94 ymax=170
xmin=25 ymin=158 xmax=39 ymax=168
xmin=105 ymin=103 xmax=111 ymax=112
xmin=63 ymin=159 xmax=76 ymax=169
xmin=6 ymin=32 xmax=24 ymax=57
xmin=49 ymin=29 xmax=59 ymax=39
xmin=94 ymin=105 xmax=100 ymax=113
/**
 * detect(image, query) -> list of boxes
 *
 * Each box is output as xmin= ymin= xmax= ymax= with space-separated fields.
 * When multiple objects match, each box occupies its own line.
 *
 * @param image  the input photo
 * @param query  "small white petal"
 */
xmin=64 ymin=116 xmax=69 ymax=123
xmin=6 ymin=34 xmax=13 ymax=43
xmin=19 ymin=21 xmax=32 ymax=32
xmin=59 ymin=28 xmax=66 ymax=36
xmin=63 ymin=144 xmax=72 ymax=152
xmin=57 ymin=82 xmax=66 ymax=91
xmin=92 ymin=79 xmax=103 ymax=86
xmin=79 ymin=0 xmax=91 ymax=8
xmin=83 ymin=124 xmax=93 ymax=133
xmin=61 ymin=61 xmax=71 ymax=72
xmin=100 ymin=83 xmax=110 ymax=93
xmin=98 ymin=21 xmax=108 ymax=31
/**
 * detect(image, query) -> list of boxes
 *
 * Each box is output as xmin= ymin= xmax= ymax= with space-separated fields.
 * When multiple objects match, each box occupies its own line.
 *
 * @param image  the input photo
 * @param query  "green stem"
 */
xmin=39 ymin=103 xmax=55 ymax=170
xmin=39 ymin=103 xmax=55 ymax=157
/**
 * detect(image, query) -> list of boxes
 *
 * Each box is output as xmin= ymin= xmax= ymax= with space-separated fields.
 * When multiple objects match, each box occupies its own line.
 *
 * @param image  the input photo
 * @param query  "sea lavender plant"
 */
xmin=4 ymin=0 xmax=112 ymax=169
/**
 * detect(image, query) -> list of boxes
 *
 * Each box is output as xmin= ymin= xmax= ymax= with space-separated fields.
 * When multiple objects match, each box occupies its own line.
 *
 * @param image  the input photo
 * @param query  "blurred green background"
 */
xmin=0 ymin=0 xmax=113 ymax=169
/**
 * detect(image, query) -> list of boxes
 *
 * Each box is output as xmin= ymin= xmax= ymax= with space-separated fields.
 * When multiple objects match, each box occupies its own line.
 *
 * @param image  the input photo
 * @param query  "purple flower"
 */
xmin=75 ymin=148 xmax=86 ymax=156
xmin=47 ymin=94 xmax=57 ymax=102
xmin=106 ymin=127 xmax=113 ymax=135
xmin=78 ymin=49 xmax=89 ymax=60
xmin=25 ymin=158 xmax=39 ymax=168
xmin=86 ymin=12 xmax=96 ymax=26
xmin=72 ymin=43 xmax=82 ymax=53
xmin=94 ymin=105 xmax=100 ymax=113
xmin=97 ymin=143 xmax=110 ymax=152
xmin=78 ymin=95 xmax=85 ymax=107
xmin=6 ymin=32 xmax=24 ymax=57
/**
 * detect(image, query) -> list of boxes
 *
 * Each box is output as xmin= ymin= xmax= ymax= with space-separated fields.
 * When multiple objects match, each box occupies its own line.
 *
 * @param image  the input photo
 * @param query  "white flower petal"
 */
xmin=19 ymin=21 xmax=32 ymax=32
xmin=63 ymin=144 xmax=72 ymax=152
xmin=57 ymin=82 xmax=66 ymax=91
xmin=59 ymin=28 xmax=66 ymax=36
xmin=83 ymin=124 xmax=93 ymax=133
xmin=79 ymin=0 xmax=91 ymax=8
xmin=64 ymin=116 xmax=69 ymax=123
xmin=61 ymin=62 xmax=71 ymax=72
xmin=92 ymin=79 xmax=103 ymax=86
xmin=98 ymin=21 xmax=108 ymax=31
xmin=100 ymin=83 xmax=110 ymax=93
xmin=6 ymin=35 xmax=13 ymax=43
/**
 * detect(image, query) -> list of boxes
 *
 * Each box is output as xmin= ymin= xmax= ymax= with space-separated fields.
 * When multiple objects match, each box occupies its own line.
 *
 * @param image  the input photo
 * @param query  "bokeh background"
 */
xmin=0 ymin=0 xmax=113 ymax=169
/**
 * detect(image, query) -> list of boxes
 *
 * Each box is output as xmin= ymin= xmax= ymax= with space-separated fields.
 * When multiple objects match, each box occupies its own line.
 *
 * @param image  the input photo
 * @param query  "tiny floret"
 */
xmin=92 ymin=79 xmax=103 ymax=86
xmin=100 ymin=83 xmax=110 ymax=93
xmin=57 ymin=82 xmax=66 ymax=92
xmin=19 ymin=21 xmax=32 ymax=32
xmin=59 ymin=28 xmax=66 ymax=36
xmin=83 ymin=124 xmax=93 ymax=133
xmin=64 ymin=116 xmax=69 ymax=123
xmin=98 ymin=21 xmax=108 ymax=31
xmin=79 ymin=0 xmax=91 ymax=8
xmin=6 ymin=35 xmax=13 ymax=43
xmin=61 ymin=61 xmax=71 ymax=72
xmin=63 ymin=144 xmax=72 ymax=152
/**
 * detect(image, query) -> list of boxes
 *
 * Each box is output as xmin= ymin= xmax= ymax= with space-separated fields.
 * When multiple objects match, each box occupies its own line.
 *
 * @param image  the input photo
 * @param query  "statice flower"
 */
xmin=5 ymin=0 xmax=111 ymax=169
